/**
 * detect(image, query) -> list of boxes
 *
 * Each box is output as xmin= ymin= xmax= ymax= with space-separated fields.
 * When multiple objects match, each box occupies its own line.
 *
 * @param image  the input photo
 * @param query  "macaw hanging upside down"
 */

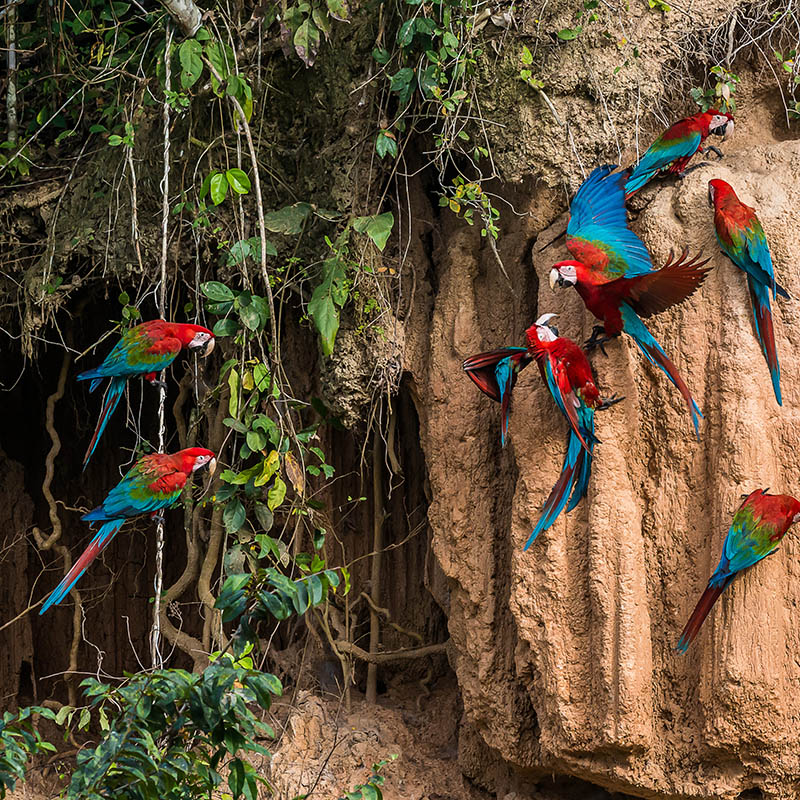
xmin=462 ymin=314 xmax=623 ymax=549
xmin=39 ymin=447 xmax=217 ymax=614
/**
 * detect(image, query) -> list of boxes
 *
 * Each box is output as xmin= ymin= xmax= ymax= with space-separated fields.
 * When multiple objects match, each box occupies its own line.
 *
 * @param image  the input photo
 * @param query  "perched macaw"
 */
xmin=708 ymin=179 xmax=789 ymax=405
xmin=78 ymin=321 xmax=215 ymax=469
xmin=463 ymin=314 xmax=622 ymax=546
xmin=39 ymin=447 xmax=217 ymax=614
xmin=548 ymin=164 xmax=711 ymax=436
xmin=676 ymin=489 xmax=800 ymax=652
xmin=625 ymin=109 xmax=734 ymax=197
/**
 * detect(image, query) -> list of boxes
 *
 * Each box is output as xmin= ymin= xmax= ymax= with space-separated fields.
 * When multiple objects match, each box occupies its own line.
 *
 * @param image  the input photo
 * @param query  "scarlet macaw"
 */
xmin=708 ymin=179 xmax=789 ymax=405
xmin=39 ymin=447 xmax=217 ymax=614
xmin=548 ymin=165 xmax=711 ymax=436
xmin=463 ymin=314 xmax=622 ymax=547
xmin=625 ymin=109 xmax=734 ymax=197
xmin=676 ymin=489 xmax=800 ymax=652
xmin=78 ymin=321 xmax=215 ymax=469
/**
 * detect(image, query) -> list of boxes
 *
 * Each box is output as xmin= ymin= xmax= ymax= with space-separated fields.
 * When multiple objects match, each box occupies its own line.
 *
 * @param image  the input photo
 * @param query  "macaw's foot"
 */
xmin=701 ymin=145 xmax=724 ymax=159
xmin=151 ymin=512 xmax=166 ymax=525
xmin=145 ymin=372 xmax=168 ymax=390
xmin=678 ymin=162 xmax=712 ymax=178
xmin=597 ymin=393 xmax=625 ymax=411
xmin=584 ymin=325 xmax=614 ymax=356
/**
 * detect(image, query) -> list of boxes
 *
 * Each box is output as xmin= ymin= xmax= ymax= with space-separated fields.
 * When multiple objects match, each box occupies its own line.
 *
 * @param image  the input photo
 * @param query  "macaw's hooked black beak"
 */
xmin=722 ymin=119 xmax=734 ymax=141
xmin=548 ymin=269 xmax=572 ymax=290
xmin=188 ymin=336 xmax=215 ymax=356
xmin=195 ymin=457 xmax=217 ymax=476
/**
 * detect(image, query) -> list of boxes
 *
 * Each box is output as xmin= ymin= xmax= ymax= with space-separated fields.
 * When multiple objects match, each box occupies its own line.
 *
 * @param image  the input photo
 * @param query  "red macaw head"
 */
xmin=706 ymin=109 xmax=734 ymax=140
xmin=174 ymin=447 xmax=217 ymax=476
xmin=707 ymin=178 xmax=735 ymax=209
xmin=176 ymin=323 xmax=216 ymax=356
xmin=526 ymin=313 xmax=559 ymax=354
xmin=548 ymin=261 xmax=583 ymax=290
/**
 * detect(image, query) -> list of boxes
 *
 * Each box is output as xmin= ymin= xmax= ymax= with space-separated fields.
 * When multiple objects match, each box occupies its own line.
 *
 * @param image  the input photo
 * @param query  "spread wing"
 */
xmin=566 ymin=165 xmax=653 ymax=280
xmin=620 ymin=249 xmax=712 ymax=318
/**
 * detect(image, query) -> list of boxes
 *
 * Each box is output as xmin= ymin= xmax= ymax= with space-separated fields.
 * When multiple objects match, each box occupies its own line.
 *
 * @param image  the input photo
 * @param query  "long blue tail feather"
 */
xmin=619 ymin=304 xmax=702 ymax=438
xmin=83 ymin=377 xmax=126 ymax=470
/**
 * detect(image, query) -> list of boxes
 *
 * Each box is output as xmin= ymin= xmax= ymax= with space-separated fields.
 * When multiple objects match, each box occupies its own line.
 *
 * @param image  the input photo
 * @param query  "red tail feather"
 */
xmin=676 ymin=583 xmax=726 ymax=652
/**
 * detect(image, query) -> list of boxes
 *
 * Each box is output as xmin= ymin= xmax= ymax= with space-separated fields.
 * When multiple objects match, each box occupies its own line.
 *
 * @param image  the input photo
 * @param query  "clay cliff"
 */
xmin=400 ymin=103 xmax=800 ymax=799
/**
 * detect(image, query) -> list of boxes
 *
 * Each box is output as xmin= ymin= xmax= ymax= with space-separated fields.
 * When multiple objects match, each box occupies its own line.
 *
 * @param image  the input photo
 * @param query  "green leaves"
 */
xmin=226 ymin=168 xmax=251 ymax=195
xmin=202 ymin=281 xmax=271 ymax=338
xmin=263 ymin=203 xmax=312 ymax=235
xmin=375 ymin=130 xmax=398 ymax=159
xmin=179 ymin=39 xmax=203 ymax=89
xmin=294 ymin=19 xmax=321 ymax=67
xmin=353 ymin=212 xmax=394 ymax=251
xmin=200 ymin=169 xmax=251 ymax=206
xmin=224 ymin=499 xmax=247 ymax=534
xmin=41 ymin=662 xmax=277 ymax=800
xmin=202 ymin=281 xmax=234 ymax=302
xmin=556 ymin=27 xmax=582 ymax=40
xmin=308 ymin=256 xmax=347 ymax=357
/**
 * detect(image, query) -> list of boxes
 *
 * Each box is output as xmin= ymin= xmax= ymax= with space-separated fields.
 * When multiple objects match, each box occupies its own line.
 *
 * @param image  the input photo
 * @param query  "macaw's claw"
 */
xmin=151 ymin=512 xmax=166 ymax=526
xmin=701 ymin=145 xmax=724 ymax=160
xmin=597 ymin=393 xmax=625 ymax=411
xmin=584 ymin=325 xmax=614 ymax=356
xmin=678 ymin=162 xmax=713 ymax=178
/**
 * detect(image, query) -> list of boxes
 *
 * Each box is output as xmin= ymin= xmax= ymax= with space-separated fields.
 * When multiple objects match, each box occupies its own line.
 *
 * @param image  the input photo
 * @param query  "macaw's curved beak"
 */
xmin=201 ymin=338 xmax=215 ymax=357
xmin=208 ymin=457 xmax=217 ymax=476
xmin=549 ymin=269 xmax=559 ymax=290
xmin=707 ymin=185 xmax=714 ymax=208
xmin=723 ymin=119 xmax=734 ymax=141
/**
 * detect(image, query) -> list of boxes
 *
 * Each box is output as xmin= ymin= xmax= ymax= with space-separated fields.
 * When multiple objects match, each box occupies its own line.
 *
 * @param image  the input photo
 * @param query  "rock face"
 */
xmin=403 ymin=110 xmax=800 ymax=799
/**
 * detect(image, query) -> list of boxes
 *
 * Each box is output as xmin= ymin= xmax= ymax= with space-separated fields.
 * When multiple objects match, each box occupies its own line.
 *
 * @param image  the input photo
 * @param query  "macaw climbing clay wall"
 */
xmin=398 ymin=104 xmax=800 ymax=798
xmin=4 ymin=0 xmax=800 ymax=797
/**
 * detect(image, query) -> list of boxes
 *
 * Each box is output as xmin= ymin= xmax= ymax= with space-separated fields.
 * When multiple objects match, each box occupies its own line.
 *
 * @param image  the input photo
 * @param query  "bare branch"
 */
xmin=159 ymin=0 xmax=201 ymax=37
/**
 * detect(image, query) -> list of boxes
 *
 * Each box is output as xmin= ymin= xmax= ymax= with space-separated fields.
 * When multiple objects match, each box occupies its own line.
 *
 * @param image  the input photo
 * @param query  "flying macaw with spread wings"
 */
xmin=625 ymin=109 xmax=734 ymax=197
xmin=78 ymin=321 xmax=215 ymax=469
xmin=548 ymin=165 xmax=711 ymax=436
xmin=709 ymin=179 xmax=789 ymax=405
xmin=463 ymin=314 xmax=623 ymax=547
xmin=677 ymin=489 xmax=800 ymax=652
xmin=39 ymin=448 xmax=217 ymax=614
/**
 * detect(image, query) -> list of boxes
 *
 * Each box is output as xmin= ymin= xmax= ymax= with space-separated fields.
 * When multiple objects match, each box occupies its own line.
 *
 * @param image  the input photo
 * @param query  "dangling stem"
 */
xmin=366 ymin=422 xmax=384 ymax=704
xmin=150 ymin=23 xmax=173 ymax=670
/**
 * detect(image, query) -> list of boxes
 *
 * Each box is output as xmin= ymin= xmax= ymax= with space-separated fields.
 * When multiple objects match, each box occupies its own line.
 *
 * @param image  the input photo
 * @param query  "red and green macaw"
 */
xmin=548 ymin=164 xmax=711 ymax=436
xmin=709 ymin=179 xmax=789 ymax=405
xmin=78 ymin=321 xmax=215 ymax=469
xmin=39 ymin=447 xmax=217 ymax=614
xmin=463 ymin=314 xmax=622 ymax=548
xmin=677 ymin=489 xmax=800 ymax=652
xmin=624 ymin=109 xmax=734 ymax=197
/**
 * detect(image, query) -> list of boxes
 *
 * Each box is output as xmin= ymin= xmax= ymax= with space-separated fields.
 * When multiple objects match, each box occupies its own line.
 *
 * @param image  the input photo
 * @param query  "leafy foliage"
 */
xmin=59 ymin=659 xmax=278 ymax=800
xmin=691 ymin=66 xmax=738 ymax=114
xmin=335 ymin=756 xmax=397 ymax=800
xmin=0 ymin=707 xmax=57 ymax=799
